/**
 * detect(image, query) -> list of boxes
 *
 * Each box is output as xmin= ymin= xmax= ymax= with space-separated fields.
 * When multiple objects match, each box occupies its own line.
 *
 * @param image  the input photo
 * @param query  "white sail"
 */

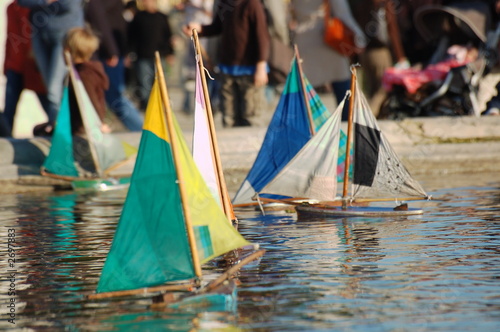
xmin=259 ymin=100 xmax=345 ymax=201
xmin=352 ymin=83 xmax=428 ymax=199
xmin=192 ymin=65 xmax=221 ymax=205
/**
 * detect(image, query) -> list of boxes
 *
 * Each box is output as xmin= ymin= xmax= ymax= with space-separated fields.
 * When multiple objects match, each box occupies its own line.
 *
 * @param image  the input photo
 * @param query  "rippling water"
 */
xmin=0 ymin=176 xmax=499 ymax=331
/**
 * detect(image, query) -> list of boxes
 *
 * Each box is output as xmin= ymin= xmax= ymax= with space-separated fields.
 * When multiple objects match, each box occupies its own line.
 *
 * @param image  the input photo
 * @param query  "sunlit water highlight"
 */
xmin=0 ymin=177 xmax=499 ymax=331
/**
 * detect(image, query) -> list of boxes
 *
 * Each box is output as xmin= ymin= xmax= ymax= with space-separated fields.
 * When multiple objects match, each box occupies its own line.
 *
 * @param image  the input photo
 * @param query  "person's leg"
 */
xmin=36 ymin=93 xmax=55 ymax=122
xmin=238 ymin=75 xmax=262 ymax=126
xmin=182 ymin=45 xmax=197 ymax=114
xmin=331 ymin=79 xmax=351 ymax=121
xmin=220 ymin=73 xmax=237 ymax=127
xmin=0 ymin=112 xmax=10 ymax=137
xmin=359 ymin=48 xmax=392 ymax=116
xmin=31 ymin=30 xmax=59 ymax=121
xmin=43 ymin=31 xmax=67 ymax=123
xmin=135 ymin=58 xmax=156 ymax=111
xmin=233 ymin=76 xmax=246 ymax=126
xmin=3 ymin=70 xmax=24 ymax=134
xmin=30 ymin=30 xmax=51 ymax=88
xmin=103 ymin=58 xmax=143 ymax=131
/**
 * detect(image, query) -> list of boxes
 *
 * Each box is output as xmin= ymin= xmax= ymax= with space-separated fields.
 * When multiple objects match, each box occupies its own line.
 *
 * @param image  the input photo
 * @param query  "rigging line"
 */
xmin=193 ymin=49 xmax=215 ymax=81
xmin=203 ymin=66 xmax=215 ymax=80
xmin=349 ymin=63 xmax=361 ymax=74
xmin=254 ymin=194 xmax=266 ymax=216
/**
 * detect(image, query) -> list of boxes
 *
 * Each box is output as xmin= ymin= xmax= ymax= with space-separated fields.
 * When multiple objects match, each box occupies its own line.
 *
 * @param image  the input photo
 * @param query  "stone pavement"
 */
xmin=1 ymin=85 xmax=500 ymax=194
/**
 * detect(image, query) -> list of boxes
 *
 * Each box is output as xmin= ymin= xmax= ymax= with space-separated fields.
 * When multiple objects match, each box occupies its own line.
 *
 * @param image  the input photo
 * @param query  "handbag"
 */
xmin=323 ymin=0 xmax=362 ymax=56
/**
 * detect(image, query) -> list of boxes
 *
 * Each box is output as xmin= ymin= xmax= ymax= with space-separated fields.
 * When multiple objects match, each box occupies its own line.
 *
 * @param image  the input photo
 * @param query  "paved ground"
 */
xmin=1 ymin=83 xmax=500 ymax=195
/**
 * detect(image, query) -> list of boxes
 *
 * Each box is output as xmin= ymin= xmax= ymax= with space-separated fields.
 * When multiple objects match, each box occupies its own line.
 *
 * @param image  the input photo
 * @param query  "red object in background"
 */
xmin=382 ymin=59 xmax=470 ymax=94
xmin=4 ymin=2 xmax=47 ymax=94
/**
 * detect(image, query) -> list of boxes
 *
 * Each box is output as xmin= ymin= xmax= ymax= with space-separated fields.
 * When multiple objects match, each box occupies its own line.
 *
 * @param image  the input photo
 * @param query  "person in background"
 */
xmin=3 ymin=1 xmax=52 ymax=137
xmin=64 ymin=27 xmax=110 ymax=135
xmin=262 ymin=0 xmax=293 ymax=88
xmin=128 ymin=0 xmax=175 ymax=111
xmin=123 ymin=0 xmax=139 ymax=23
xmin=17 ymin=0 xmax=84 ymax=134
xmin=84 ymin=0 xmax=144 ymax=131
xmin=290 ymin=0 xmax=366 ymax=121
xmin=396 ymin=0 xmax=442 ymax=65
xmin=263 ymin=0 xmax=290 ymax=47
xmin=180 ymin=0 xmax=214 ymax=115
xmin=184 ymin=0 xmax=270 ymax=127
xmin=250 ymin=0 xmax=293 ymax=111
xmin=350 ymin=0 xmax=408 ymax=116
xmin=123 ymin=1 xmax=139 ymax=95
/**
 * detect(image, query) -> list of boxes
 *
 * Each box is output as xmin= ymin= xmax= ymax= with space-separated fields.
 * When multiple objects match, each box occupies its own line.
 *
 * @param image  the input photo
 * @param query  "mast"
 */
xmin=294 ymin=44 xmax=315 ymax=135
xmin=155 ymin=52 xmax=202 ymax=278
xmin=191 ymin=29 xmax=236 ymax=223
xmin=64 ymin=51 xmax=103 ymax=177
xmin=342 ymin=65 xmax=357 ymax=209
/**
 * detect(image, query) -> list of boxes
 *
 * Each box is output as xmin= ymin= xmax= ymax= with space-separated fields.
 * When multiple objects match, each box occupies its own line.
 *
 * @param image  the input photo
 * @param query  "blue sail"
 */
xmin=233 ymin=57 xmax=330 ymax=204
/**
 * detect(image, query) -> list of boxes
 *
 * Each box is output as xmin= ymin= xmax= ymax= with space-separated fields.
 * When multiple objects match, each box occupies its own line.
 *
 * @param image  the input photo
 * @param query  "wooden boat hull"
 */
xmin=71 ymin=177 xmax=131 ymax=192
xmin=295 ymin=204 xmax=423 ymax=218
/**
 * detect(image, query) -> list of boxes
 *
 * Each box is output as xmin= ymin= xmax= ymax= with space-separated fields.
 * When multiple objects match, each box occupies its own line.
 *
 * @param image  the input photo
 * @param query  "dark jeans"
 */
xmin=3 ymin=69 xmax=53 ymax=135
xmin=31 ymin=29 xmax=67 ymax=122
xmin=135 ymin=58 xmax=155 ymax=111
xmin=103 ymin=58 xmax=143 ymax=131
xmin=0 ymin=113 xmax=10 ymax=137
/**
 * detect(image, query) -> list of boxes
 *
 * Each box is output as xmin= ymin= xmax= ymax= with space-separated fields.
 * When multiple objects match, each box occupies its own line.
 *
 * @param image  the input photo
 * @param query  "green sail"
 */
xmin=42 ymin=86 xmax=79 ymax=177
xmin=96 ymin=81 xmax=194 ymax=293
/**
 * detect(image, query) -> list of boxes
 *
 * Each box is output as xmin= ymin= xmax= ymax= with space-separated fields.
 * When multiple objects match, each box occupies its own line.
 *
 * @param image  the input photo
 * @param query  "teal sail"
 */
xmin=42 ymin=86 xmax=78 ymax=177
xmin=304 ymin=75 xmax=330 ymax=132
xmin=97 ymin=80 xmax=195 ymax=293
xmin=42 ymin=56 xmax=135 ymax=180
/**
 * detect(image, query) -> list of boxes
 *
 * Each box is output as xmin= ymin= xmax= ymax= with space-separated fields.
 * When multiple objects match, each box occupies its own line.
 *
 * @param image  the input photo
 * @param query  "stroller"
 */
xmin=378 ymin=1 xmax=499 ymax=119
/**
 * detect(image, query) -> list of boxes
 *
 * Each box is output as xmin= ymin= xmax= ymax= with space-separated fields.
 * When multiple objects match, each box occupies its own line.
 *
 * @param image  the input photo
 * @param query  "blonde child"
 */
xmin=64 ymin=27 xmax=111 ymax=134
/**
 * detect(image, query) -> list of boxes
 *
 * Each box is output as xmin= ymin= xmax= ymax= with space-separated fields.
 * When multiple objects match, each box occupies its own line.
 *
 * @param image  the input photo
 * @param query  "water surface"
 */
xmin=0 ymin=175 xmax=499 ymax=331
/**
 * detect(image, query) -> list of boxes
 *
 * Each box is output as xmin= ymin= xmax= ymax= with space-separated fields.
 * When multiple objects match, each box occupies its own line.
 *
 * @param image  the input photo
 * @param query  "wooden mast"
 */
xmin=294 ymin=44 xmax=315 ymax=135
xmin=64 ymin=51 xmax=103 ymax=177
xmin=155 ymin=52 xmax=202 ymax=278
xmin=192 ymin=29 xmax=236 ymax=223
xmin=342 ymin=65 xmax=357 ymax=209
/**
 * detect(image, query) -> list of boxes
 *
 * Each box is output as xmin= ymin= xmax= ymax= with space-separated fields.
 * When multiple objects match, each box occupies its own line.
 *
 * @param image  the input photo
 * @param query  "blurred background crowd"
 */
xmin=1 ymin=0 xmax=499 ymax=138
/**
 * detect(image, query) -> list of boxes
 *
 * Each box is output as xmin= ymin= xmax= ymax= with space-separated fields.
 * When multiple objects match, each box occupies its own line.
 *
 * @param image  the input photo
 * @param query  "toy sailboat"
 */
xmin=259 ymin=66 xmax=430 ymax=217
xmin=232 ymin=46 xmax=333 ymax=206
xmin=87 ymin=53 xmax=264 ymax=308
xmin=41 ymin=52 xmax=135 ymax=191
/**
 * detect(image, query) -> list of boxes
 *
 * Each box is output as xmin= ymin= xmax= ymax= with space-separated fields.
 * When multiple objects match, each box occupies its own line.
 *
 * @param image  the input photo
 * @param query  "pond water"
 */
xmin=0 ymin=174 xmax=499 ymax=331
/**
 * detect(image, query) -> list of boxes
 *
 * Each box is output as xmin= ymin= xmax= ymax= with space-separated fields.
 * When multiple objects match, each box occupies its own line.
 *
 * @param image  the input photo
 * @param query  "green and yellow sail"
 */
xmin=97 ymin=77 xmax=249 ymax=294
